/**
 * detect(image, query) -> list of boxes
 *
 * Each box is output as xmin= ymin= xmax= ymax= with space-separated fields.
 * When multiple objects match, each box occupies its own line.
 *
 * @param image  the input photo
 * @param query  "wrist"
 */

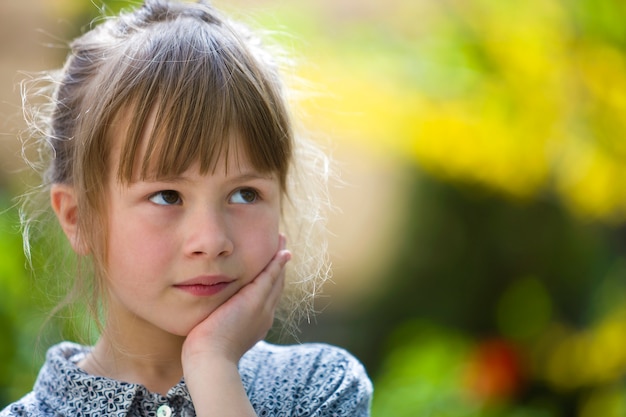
xmin=184 ymin=359 xmax=256 ymax=417
xmin=182 ymin=341 xmax=243 ymax=371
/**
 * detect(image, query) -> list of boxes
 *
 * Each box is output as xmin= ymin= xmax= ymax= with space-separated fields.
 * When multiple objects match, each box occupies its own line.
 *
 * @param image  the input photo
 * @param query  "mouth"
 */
xmin=174 ymin=275 xmax=234 ymax=297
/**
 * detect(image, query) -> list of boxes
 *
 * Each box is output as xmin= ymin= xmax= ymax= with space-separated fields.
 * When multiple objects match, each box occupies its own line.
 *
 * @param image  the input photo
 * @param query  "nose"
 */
xmin=184 ymin=206 xmax=234 ymax=258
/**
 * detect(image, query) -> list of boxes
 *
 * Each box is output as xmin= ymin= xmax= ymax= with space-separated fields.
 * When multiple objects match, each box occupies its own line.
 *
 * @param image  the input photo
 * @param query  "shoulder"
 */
xmin=0 ymin=342 xmax=90 ymax=417
xmin=241 ymin=341 xmax=373 ymax=416
xmin=243 ymin=341 xmax=369 ymax=377
xmin=0 ymin=393 xmax=55 ymax=417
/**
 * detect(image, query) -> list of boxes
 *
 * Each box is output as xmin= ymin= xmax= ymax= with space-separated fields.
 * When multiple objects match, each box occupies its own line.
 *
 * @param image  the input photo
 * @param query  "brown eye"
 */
xmin=230 ymin=188 xmax=258 ymax=204
xmin=149 ymin=190 xmax=182 ymax=205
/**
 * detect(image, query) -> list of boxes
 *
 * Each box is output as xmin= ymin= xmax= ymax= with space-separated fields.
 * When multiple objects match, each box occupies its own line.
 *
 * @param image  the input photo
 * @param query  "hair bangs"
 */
xmin=114 ymin=17 xmax=293 ymax=187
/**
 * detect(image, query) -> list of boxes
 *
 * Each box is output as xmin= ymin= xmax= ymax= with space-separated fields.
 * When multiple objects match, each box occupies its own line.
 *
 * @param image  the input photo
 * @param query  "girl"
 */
xmin=2 ymin=1 xmax=372 ymax=416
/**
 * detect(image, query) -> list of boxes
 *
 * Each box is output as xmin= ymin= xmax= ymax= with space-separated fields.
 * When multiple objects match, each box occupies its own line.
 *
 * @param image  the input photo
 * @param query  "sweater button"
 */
xmin=157 ymin=404 xmax=172 ymax=417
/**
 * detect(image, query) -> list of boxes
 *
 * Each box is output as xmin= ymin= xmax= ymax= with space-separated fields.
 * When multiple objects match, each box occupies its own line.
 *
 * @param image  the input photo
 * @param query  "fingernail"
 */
xmin=279 ymin=250 xmax=292 ymax=266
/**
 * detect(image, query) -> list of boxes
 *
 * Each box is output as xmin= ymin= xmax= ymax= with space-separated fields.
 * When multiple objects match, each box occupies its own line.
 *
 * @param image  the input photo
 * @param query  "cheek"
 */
xmin=242 ymin=219 xmax=280 ymax=276
xmin=106 ymin=214 xmax=175 ymax=272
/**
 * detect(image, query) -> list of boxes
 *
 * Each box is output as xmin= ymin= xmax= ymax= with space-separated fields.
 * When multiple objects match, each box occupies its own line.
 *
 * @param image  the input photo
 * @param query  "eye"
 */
xmin=149 ymin=190 xmax=182 ymax=206
xmin=229 ymin=188 xmax=259 ymax=204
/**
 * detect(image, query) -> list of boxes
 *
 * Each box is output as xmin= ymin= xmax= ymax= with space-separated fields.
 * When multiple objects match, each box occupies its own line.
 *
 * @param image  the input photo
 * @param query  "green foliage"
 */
xmin=0 ymin=194 xmax=89 ymax=407
xmin=373 ymin=320 xmax=473 ymax=416
xmin=0 ymin=195 xmax=42 ymax=405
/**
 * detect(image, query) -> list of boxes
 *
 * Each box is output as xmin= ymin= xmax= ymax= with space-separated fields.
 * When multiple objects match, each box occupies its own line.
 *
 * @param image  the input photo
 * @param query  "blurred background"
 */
xmin=2 ymin=0 xmax=626 ymax=415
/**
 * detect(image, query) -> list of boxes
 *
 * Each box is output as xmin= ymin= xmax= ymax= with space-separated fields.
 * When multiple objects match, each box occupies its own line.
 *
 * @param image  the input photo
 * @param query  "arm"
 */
xmin=181 ymin=235 xmax=291 ymax=417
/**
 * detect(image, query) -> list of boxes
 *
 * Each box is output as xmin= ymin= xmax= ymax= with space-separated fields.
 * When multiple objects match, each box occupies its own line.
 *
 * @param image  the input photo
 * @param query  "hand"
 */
xmin=182 ymin=234 xmax=291 ymax=367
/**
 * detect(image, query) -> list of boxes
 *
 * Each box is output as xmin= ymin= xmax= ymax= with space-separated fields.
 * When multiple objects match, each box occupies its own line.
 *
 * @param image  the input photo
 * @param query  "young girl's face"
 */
xmin=102 ymin=120 xmax=282 ymax=337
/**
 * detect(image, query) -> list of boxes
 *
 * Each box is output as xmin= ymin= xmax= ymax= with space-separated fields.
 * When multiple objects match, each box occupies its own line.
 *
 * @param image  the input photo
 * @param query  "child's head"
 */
xmin=21 ymin=0 xmax=331 ymax=334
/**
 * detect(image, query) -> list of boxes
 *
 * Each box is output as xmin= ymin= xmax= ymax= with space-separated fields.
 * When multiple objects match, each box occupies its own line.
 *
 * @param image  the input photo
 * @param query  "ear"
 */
xmin=50 ymin=183 xmax=89 ymax=255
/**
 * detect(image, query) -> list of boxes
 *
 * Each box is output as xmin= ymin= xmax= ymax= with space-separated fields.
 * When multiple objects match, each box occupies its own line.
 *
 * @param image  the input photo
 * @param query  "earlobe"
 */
xmin=50 ymin=184 xmax=89 ymax=255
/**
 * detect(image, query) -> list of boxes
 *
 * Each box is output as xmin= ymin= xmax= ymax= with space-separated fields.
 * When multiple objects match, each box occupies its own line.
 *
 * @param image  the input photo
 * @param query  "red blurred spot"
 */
xmin=464 ymin=339 xmax=524 ymax=402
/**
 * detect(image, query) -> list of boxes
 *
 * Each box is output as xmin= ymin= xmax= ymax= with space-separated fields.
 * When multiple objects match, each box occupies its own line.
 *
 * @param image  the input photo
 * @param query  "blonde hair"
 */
xmin=20 ymin=0 xmax=331 ymax=336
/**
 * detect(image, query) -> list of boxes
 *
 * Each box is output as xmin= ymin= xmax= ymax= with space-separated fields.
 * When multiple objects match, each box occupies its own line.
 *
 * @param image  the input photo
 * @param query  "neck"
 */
xmin=79 ymin=310 xmax=186 ymax=395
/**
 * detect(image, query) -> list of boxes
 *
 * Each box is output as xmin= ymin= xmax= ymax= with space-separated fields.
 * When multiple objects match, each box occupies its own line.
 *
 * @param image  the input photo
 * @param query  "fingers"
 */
xmin=265 ymin=251 xmax=288 ymax=310
xmin=276 ymin=233 xmax=291 ymax=268
xmin=267 ymin=235 xmax=290 ymax=297
xmin=256 ymin=233 xmax=291 ymax=288
xmin=247 ymin=234 xmax=290 ymax=324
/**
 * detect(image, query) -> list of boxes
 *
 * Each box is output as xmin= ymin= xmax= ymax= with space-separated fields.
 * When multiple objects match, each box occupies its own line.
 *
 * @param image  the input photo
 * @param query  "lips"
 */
xmin=176 ymin=275 xmax=234 ymax=287
xmin=174 ymin=275 xmax=234 ymax=296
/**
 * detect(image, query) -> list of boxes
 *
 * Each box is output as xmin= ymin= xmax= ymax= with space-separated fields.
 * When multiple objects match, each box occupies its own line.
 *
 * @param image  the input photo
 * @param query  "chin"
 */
xmin=157 ymin=318 xmax=197 ymax=338
xmin=170 ymin=314 xmax=213 ymax=338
